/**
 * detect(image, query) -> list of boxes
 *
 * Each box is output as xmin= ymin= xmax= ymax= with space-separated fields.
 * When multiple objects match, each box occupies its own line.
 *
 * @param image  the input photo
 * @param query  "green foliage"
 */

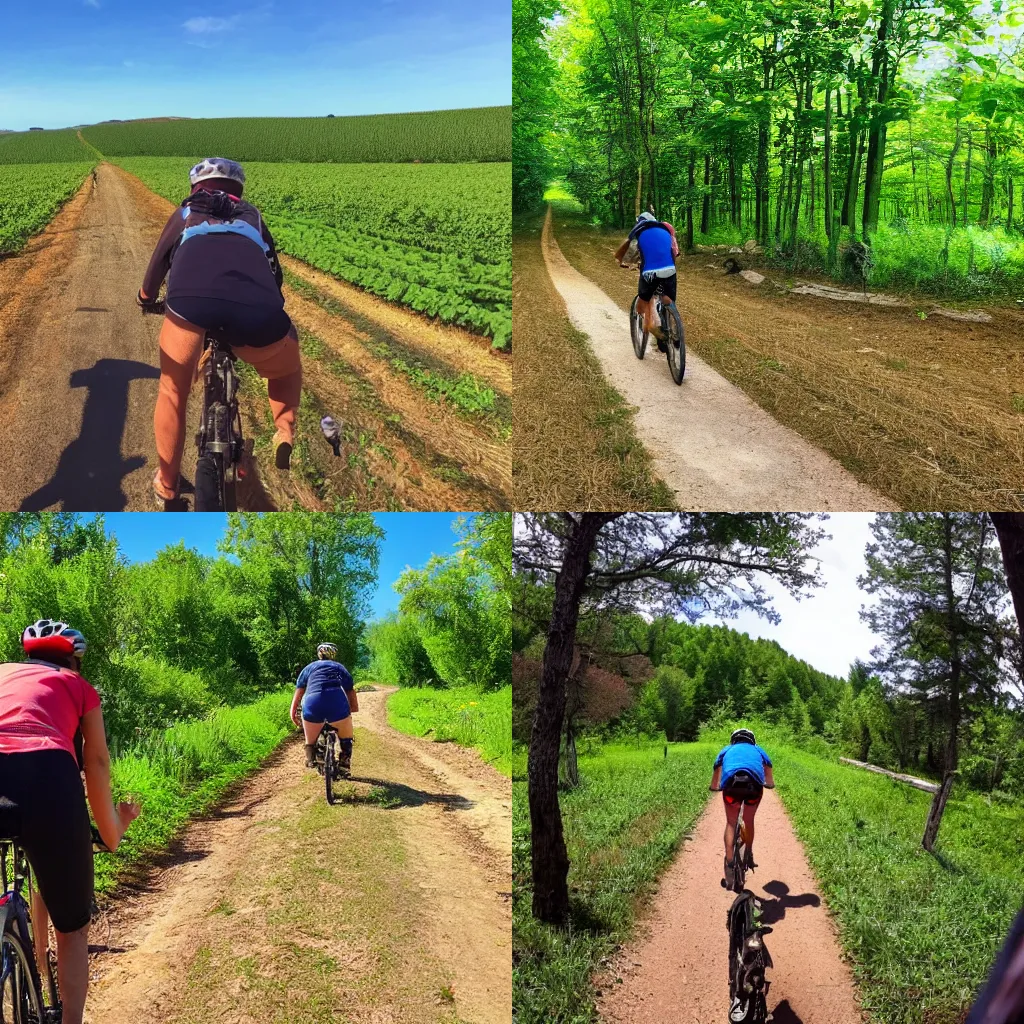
xmin=80 ymin=108 xmax=512 ymax=163
xmin=117 ymin=157 xmax=511 ymax=347
xmin=369 ymin=514 xmax=512 ymax=692
xmin=97 ymin=690 xmax=293 ymax=893
xmin=0 ymin=129 xmax=94 ymax=163
xmin=0 ymin=163 xmax=92 ymax=254
xmin=386 ymin=684 xmax=512 ymax=776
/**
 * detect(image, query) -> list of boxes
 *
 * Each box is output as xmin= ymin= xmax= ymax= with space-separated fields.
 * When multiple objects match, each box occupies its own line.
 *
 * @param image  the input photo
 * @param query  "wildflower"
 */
xmin=469 ymin=702 xmax=478 ymax=706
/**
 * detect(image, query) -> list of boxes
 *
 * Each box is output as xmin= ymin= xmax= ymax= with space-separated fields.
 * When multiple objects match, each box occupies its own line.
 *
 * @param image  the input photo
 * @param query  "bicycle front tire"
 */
xmin=194 ymin=454 xmax=224 ymax=512
xmin=629 ymin=296 xmax=647 ymax=360
xmin=0 ymin=926 xmax=46 ymax=1024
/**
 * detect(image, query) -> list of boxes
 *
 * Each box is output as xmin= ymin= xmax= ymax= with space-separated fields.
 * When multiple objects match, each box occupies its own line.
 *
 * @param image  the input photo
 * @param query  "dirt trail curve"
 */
xmin=597 ymin=790 xmax=863 ymax=1024
xmin=84 ymin=688 xmax=512 ymax=1024
xmin=541 ymin=206 xmax=898 ymax=512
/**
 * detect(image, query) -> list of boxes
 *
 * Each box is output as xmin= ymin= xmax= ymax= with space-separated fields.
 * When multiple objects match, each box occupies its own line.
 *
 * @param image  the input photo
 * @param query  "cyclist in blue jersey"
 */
xmin=614 ymin=211 xmax=679 ymax=346
xmin=289 ymin=642 xmax=359 ymax=771
xmin=710 ymin=728 xmax=775 ymax=878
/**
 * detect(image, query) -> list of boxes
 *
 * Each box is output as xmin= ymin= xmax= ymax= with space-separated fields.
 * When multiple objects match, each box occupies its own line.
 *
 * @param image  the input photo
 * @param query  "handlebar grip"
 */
xmin=91 ymin=827 xmax=110 ymax=853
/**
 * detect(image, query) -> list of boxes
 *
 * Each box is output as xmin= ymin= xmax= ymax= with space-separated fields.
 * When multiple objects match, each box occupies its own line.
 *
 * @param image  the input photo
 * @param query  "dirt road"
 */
xmin=84 ymin=688 xmax=512 ymax=1024
xmin=541 ymin=207 xmax=896 ymax=511
xmin=597 ymin=790 xmax=863 ymax=1024
xmin=0 ymin=163 xmax=511 ymax=511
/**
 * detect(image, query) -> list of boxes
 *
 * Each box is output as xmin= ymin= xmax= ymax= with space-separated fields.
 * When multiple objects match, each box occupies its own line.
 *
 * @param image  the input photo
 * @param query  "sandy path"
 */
xmin=541 ymin=207 xmax=898 ymax=512
xmin=85 ymin=689 xmax=511 ymax=1024
xmin=597 ymin=790 xmax=864 ymax=1024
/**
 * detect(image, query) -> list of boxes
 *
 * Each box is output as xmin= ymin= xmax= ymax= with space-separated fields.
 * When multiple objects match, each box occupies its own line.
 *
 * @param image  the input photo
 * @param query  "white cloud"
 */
xmin=183 ymin=15 xmax=238 ymax=33
xmin=703 ymin=513 xmax=880 ymax=678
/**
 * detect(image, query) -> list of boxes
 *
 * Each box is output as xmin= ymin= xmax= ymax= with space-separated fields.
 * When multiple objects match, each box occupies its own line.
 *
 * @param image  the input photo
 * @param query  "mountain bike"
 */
xmin=715 ymin=771 xmax=764 ymax=893
xmin=0 ymin=810 xmax=109 ymax=1024
xmin=312 ymin=724 xmax=350 ymax=805
xmin=629 ymin=282 xmax=686 ymax=385
xmin=140 ymin=302 xmax=243 ymax=512
xmin=726 ymin=890 xmax=773 ymax=1024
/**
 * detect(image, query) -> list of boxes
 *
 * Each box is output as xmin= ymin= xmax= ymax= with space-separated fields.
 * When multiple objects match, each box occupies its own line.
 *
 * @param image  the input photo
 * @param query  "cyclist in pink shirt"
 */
xmin=0 ymin=620 xmax=140 ymax=1024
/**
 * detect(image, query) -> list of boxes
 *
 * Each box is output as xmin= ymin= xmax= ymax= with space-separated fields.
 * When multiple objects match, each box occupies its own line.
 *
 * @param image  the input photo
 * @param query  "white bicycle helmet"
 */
xmin=22 ymin=619 xmax=87 ymax=658
xmin=731 ymin=728 xmax=756 ymax=746
xmin=317 ymin=642 xmax=338 ymax=660
xmin=189 ymin=157 xmax=246 ymax=188
xmin=635 ymin=211 xmax=656 ymax=225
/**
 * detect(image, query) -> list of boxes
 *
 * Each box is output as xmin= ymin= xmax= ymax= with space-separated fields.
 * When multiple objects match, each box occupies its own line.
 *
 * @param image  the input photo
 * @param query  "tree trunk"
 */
xmin=922 ymin=771 xmax=956 ymax=852
xmin=964 ymin=129 xmax=973 ymax=229
xmin=686 ymin=151 xmax=696 ymax=251
xmin=979 ymin=129 xmax=996 ymax=226
xmin=635 ymin=164 xmax=643 ymax=221
xmin=824 ymin=79 xmax=834 ymax=240
xmin=1007 ymin=178 xmax=1015 ymax=233
xmin=561 ymin=721 xmax=580 ymax=789
xmin=946 ymin=123 xmax=962 ymax=229
xmin=861 ymin=2 xmax=893 ymax=237
xmin=701 ymin=152 xmax=711 ymax=234
xmin=991 ymin=513 xmax=1024 ymax=637
xmin=528 ymin=514 xmax=612 ymax=925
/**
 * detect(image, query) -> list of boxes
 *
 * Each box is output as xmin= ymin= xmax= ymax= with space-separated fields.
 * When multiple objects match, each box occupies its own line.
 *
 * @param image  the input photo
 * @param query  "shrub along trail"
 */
xmin=0 ymin=162 xmax=510 ymax=511
xmin=540 ymin=207 xmax=896 ymax=512
xmin=596 ymin=790 xmax=863 ymax=1024
xmin=84 ymin=688 xmax=512 ymax=1024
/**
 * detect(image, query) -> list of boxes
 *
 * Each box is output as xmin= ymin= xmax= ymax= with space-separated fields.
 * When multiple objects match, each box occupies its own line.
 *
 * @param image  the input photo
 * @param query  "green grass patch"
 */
xmin=386 ymin=684 xmax=512 ymax=777
xmin=96 ymin=689 xmax=294 ymax=893
xmin=512 ymin=741 xmax=714 ymax=1023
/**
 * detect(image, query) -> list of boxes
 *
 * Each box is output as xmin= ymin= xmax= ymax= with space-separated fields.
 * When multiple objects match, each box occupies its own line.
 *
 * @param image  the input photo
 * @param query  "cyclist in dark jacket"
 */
xmin=138 ymin=157 xmax=302 ymax=509
xmin=289 ymin=642 xmax=359 ymax=771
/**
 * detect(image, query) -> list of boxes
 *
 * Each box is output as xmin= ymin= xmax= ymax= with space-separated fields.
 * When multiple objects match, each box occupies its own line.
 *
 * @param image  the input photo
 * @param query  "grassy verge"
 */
xmin=386 ymin=684 xmax=512 ymax=777
xmin=748 ymin=733 xmax=1024 ymax=1023
xmin=512 ymin=741 xmax=714 ymax=1023
xmin=512 ymin=208 xmax=675 ymax=510
xmin=96 ymin=690 xmax=294 ymax=893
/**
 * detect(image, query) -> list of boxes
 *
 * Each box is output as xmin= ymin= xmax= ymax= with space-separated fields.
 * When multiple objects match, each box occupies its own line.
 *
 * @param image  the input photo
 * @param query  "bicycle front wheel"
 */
xmin=194 ymin=454 xmax=224 ymax=512
xmin=324 ymin=737 xmax=336 ymax=805
xmin=629 ymin=296 xmax=647 ymax=360
xmin=0 ymin=926 xmax=46 ymax=1024
xmin=665 ymin=303 xmax=686 ymax=385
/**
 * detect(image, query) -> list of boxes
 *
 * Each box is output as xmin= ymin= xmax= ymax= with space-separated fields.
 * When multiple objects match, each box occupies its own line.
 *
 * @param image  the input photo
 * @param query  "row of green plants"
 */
xmin=117 ymin=156 xmax=511 ymax=347
xmin=0 ymin=163 xmax=92 ymax=254
xmin=513 ymin=727 xmax=1024 ymax=1024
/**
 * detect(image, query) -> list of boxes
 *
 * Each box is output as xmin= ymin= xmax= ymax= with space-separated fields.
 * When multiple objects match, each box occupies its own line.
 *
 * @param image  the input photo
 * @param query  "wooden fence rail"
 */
xmin=838 ymin=757 xmax=940 ymax=794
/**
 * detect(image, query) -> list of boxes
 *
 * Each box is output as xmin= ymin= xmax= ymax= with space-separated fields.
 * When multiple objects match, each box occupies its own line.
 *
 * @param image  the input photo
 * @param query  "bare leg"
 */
xmin=723 ymin=800 xmax=741 ymax=859
xmin=301 ymin=718 xmax=323 ymax=745
xmin=742 ymin=802 xmax=758 ymax=858
xmin=30 ymin=886 xmax=49 ymax=982
xmin=54 ymin=924 xmax=89 ymax=1024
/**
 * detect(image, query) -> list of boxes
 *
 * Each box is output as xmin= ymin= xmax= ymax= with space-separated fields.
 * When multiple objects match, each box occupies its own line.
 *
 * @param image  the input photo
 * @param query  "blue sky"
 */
xmin=1 ymin=1 xmax=510 ymax=131
xmin=98 ymin=512 xmax=471 ymax=620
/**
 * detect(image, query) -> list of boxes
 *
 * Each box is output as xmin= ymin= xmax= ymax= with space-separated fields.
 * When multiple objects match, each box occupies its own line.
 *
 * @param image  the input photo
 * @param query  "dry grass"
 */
xmin=513 ymin=212 xmax=675 ymax=511
xmin=552 ymin=209 xmax=1024 ymax=512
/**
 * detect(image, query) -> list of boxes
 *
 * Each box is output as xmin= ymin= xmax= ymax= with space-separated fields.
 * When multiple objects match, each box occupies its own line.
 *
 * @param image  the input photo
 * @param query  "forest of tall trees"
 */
xmin=514 ymin=0 xmax=1024 ymax=292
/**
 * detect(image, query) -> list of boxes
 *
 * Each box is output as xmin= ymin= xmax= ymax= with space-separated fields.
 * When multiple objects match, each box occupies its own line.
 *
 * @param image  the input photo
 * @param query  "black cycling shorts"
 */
xmin=723 ymin=773 xmax=763 ymax=806
xmin=638 ymin=271 xmax=677 ymax=303
xmin=0 ymin=750 xmax=93 ymax=933
xmin=166 ymin=296 xmax=293 ymax=349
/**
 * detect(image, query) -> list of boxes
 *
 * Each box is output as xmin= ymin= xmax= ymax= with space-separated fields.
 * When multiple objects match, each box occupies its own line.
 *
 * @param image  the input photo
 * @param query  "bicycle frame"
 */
xmin=195 ymin=334 xmax=244 ymax=512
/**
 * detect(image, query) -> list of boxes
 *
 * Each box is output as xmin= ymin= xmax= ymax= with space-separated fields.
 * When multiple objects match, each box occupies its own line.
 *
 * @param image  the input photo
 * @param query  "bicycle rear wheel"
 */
xmin=665 ymin=303 xmax=686 ymax=385
xmin=0 ymin=926 xmax=46 ymax=1024
xmin=629 ymin=296 xmax=647 ymax=359
xmin=324 ymin=735 xmax=336 ymax=805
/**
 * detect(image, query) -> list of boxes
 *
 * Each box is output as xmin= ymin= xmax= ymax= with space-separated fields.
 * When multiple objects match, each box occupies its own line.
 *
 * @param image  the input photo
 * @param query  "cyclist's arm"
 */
xmin=710 ymin=764 xmax=722 ymax=791
xmin=261 ymin=222 xmax=285 ymax=291
xmin=348 ymin=688 xmax=359 ymax=713
xmin=290 ymin=686 xmax=305 ymax=725
xmin=613 ymin=238 xmax=630 ymax=264
xmin=763 ymin=765 xmax=775 ymax=788
xmin=139 ymin=212 xmax=181 ymax=301
xmin=81 ymin=707 xmax=138 ymax=851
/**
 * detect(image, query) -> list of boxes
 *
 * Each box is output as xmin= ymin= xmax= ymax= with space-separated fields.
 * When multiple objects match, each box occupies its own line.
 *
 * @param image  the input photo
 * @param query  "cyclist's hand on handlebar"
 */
xmin=118 ymin=800 xmax=141 ymax=832
xmin=137 ymin=290 xmax=165 ymax=314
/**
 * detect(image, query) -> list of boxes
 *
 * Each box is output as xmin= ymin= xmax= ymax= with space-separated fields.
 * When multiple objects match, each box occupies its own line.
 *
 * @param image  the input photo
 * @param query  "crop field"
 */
xmin=81 ymin=107 xmax=511 ymax=163
xmin=0 ymin=163 xmax=93 ymax=254
xmin=118 ymin=157 xmax=512 ymax=348
xmin=0 ymin=128 xmax=95 ymax=162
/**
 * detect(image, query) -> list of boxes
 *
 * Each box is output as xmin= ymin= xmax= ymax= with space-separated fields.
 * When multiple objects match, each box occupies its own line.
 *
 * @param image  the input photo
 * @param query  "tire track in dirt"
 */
xmin=541 ymin=206 xmax=898 ymax=512
xmin=85 ymin=689 xmax=511 ymax=1024
xmin=597 ymin=790 xmax=864 ymax=1024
